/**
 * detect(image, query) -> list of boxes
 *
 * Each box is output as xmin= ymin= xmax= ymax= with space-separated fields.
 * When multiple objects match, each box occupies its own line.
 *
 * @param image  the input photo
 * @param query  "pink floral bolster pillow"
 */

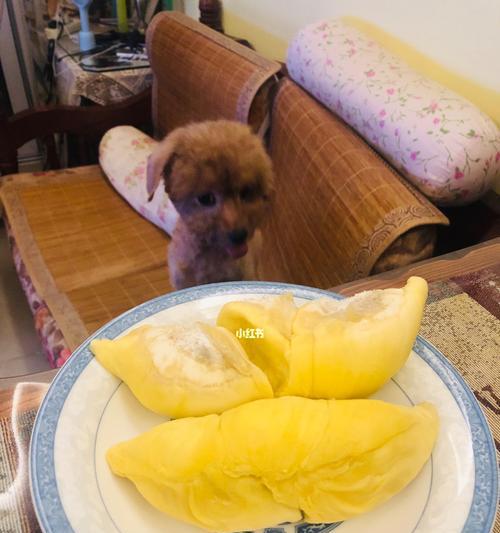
xmin=99 ymin=126 xmax=179 ymax=235
xmin=287 ymin=20 xmax=500 ymax=206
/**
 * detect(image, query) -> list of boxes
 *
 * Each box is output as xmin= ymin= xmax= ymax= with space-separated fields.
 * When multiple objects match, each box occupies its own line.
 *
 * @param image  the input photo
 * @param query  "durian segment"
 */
xmin=281 ymin=276 xmax=428 ymax=398
xmin=216 ymin=293 xmax=298 ymax=391
xmin=107 ymin=396 xmax=438 ymax=532
xmin=265 ymin=398 xmax=438 ymax=522
xmin=91 ymin=322 xmax=273 ymax=418
xmin=107 ymin=413 xmax=301 ymax=532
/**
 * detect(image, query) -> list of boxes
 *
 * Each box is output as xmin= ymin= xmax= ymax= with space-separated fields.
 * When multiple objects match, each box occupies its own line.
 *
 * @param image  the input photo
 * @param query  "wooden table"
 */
xmin=0 ymin=237 xmax=498 ymax=532
xmin=55 ymin=35 xmax=152 ymax=106
xmin=0 ymin=382 xmax=49 ymax=417
xmin=332 ymin=237 xmax=500 ymax=295
xmin=0 ymin=369 xmax=58 ymax=391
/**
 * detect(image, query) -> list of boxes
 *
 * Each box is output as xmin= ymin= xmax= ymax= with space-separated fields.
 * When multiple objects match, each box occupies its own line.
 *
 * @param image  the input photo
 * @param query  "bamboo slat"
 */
xmin=259 ymin=79 xmax=449 ymax=288
xmin=67 ymin=266 xmax=172 ymax=336
xmin=146 ymin=12 xmax=281 ymax=136
xmin=0 ymin=167 xmax=171 ymax=348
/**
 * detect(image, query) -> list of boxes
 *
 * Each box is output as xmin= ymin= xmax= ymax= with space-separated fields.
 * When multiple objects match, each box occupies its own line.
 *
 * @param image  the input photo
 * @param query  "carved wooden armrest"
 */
xmin=0 ymin=88 xmax=152 ymax=175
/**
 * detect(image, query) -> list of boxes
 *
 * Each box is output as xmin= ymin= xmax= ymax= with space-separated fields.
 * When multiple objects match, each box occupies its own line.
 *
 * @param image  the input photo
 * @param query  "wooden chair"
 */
xmin=0 ymin=88 xmax=152 ymax=176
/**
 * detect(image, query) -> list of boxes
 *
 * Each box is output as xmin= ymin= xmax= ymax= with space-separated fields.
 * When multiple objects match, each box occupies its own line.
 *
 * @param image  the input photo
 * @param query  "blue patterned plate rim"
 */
xmin=29 ymin=281 xmax=499 ymax=533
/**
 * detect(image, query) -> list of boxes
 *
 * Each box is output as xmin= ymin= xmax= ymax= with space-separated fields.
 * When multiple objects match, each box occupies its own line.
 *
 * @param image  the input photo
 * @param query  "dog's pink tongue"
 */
xmin=227 ymin=242 xmax=248 ymax=259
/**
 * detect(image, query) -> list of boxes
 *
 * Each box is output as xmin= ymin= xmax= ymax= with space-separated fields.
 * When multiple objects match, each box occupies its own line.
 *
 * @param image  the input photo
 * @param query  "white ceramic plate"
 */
xmin=30 ymin=282 xmax=498 ymax=533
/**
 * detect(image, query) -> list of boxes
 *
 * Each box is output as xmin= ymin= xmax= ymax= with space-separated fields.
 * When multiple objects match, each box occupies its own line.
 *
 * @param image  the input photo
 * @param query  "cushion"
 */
xmin=99 ymin=125 xmax=179 ymax=235
xmin=6 ymin=221 xmax=71 ymax=368
xmin=287 ymin=19 xmax=500 ymax=206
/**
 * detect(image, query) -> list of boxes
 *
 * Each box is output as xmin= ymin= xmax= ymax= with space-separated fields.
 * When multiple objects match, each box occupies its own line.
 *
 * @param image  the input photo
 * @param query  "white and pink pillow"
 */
xmin=99 ymin=126 xmax=179 ymax=235
xmin=287 ymin=19 xmax=500 ymax=205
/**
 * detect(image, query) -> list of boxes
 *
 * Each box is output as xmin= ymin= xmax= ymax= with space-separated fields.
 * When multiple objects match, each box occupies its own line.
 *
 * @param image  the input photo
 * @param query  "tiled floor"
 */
xmin=0 ymin=221 xmax=51 ymax=377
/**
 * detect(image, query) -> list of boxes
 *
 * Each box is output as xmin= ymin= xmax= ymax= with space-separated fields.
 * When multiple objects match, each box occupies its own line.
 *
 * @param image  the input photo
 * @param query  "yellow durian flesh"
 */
xmin=266 ymin=399 xmax=437 ymax=522
xmin=107 ymin=396 xmax=438 ymax=532
xmin=216 ymin=293 xmax=297 ymax=391
xmin=107 ymin=412 xmax=301 ymax=532
xmin=90 ymin=322 xmax=273 ymax=418
xmin=281 ymin=276 xmax=428 ymax=398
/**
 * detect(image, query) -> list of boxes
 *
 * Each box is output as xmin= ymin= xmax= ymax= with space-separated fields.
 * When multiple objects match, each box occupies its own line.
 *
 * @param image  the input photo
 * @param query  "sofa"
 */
xmin=0 ymin=12 xmax=448 ymax=367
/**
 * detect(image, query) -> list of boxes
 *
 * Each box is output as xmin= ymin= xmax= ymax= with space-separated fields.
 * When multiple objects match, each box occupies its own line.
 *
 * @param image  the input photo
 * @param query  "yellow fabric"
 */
xmin=343 ymin=17 xmax=500 ymax=128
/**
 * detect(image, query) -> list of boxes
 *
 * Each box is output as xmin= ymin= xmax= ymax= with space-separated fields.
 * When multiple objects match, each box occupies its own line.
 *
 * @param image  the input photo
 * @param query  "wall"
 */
xmin=184 ymin=0 xmax=500 ymax=127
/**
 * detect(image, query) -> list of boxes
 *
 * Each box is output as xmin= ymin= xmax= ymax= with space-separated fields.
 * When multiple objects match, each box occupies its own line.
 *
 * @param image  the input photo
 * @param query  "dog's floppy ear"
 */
xmin=146 ymin=134 xmax=178 ymax=201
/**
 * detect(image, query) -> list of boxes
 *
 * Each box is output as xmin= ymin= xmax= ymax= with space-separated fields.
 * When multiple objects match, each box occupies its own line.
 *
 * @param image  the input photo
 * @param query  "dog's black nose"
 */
xmin=228 ymin=228 xmax=248 ymax=245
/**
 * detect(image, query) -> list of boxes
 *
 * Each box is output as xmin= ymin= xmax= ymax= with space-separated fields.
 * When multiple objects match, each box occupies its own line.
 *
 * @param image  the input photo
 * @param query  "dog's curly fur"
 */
xmin=147 ymin=120 xmax=274 ymax=289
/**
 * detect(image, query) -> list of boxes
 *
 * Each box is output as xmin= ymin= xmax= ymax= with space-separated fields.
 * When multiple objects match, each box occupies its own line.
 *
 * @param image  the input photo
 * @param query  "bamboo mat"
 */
xmin=67 ymin=266 xmax=171 ymax=335
xmin=146 ymin=12 xmax=280 ymax=137
xmin=0 ymin=167 xmax=171 ymax=349
xmin=259 ymin=79 xmax=449 ymax=289
xmin=0 ymin=14 xmax=283 ymax=351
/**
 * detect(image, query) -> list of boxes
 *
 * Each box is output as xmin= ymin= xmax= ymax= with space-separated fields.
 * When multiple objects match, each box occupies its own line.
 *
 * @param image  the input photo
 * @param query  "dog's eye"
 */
xmin=240 ymin=186 xmax=258 ymax=202
xmin=197 ymin=192 xmax=216 ymax=207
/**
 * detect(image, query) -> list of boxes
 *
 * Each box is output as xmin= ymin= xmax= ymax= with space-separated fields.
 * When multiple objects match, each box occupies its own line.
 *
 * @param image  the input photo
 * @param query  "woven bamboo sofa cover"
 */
xmin=259 ymin=79 xmax=448 ymax=288
xmin=1 ymin=168 xmax=172 ymax=367
xmin=0 ymin=13 xmax=447 ymax=367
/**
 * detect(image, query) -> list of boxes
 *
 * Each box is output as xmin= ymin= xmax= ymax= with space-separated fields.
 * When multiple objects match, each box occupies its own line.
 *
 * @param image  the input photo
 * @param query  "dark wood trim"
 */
xmin=331 ymin=237 xmax=500 ymax=296
xmin=199 ymin=0 xmax=223 ymax=32
xmin=0 ymin=88 xmax=152 ymax=175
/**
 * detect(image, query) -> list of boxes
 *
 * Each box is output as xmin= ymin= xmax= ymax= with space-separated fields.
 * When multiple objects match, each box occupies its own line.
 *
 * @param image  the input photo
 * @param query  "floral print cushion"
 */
xmin=6 ymin=221 xmax=71 ymax=368
xmin=99 ymin=126 xmax=179 ymax=235
xmin=287 ymin=20 xmax=500 ymax=206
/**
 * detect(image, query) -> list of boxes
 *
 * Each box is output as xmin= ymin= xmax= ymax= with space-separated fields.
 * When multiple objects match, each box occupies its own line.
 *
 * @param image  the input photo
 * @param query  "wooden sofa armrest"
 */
xmin=0 ymin=88 xmax=152 ymax=175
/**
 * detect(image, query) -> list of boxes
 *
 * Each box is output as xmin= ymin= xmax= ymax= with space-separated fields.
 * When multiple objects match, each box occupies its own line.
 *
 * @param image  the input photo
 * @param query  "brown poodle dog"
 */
xmin=146 ymin=120 xmax=274 ymax=289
